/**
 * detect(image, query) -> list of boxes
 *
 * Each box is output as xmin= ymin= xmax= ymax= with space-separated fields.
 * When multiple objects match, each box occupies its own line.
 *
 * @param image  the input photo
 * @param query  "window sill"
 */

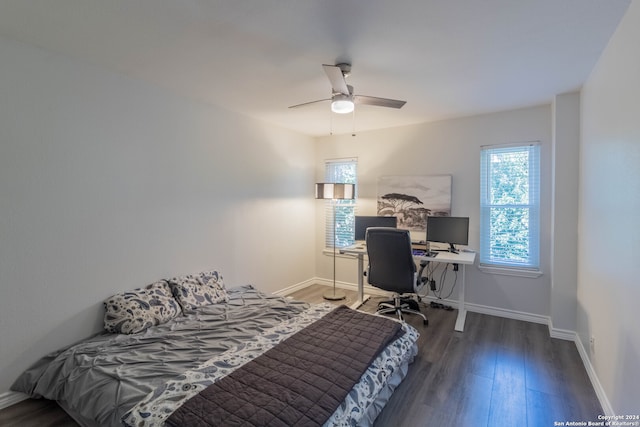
xmin=478 ymin=265 xmax=543 ymax=278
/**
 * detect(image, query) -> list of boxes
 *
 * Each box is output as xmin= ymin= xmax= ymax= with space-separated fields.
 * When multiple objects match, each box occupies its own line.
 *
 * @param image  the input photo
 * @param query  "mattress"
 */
xmin=12 ymin=285 xmax=419 ymax=426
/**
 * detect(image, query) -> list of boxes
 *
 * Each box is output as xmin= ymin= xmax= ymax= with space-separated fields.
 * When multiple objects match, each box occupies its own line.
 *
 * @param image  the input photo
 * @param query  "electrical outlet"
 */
xmin=589 ymin=336 xmax=595 ymax=352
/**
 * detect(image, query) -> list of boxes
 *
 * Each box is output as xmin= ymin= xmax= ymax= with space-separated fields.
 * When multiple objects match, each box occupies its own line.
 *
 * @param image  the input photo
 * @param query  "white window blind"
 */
xmin=480 ymin=142 xmax=540 ymax=269
xmin=324 ymin=158 xmax=357 ymax=248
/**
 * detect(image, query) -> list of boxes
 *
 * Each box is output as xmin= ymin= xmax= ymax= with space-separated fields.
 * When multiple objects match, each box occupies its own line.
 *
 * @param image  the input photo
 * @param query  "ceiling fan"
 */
xmin=289 ymin=63 xmax=406 ymax=114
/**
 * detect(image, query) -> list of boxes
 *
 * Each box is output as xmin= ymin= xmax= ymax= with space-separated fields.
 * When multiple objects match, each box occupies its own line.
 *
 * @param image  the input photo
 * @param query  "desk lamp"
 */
xmin=315 ymin=182 xmax=356 ymax=301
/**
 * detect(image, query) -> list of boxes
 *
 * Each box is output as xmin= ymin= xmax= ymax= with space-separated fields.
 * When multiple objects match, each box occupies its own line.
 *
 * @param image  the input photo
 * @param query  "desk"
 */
xmin=340 ymin=245 xmax=476 ymax=332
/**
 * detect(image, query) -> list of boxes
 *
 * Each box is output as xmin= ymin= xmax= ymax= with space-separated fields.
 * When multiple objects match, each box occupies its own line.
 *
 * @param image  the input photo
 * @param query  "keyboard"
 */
xmin=412 ymin=250 xmax=438 ymax=258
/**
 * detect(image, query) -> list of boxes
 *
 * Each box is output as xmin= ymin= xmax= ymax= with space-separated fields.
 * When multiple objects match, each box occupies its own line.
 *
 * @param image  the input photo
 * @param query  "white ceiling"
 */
xmin=0 ymin=0 xmax=631 ymax=136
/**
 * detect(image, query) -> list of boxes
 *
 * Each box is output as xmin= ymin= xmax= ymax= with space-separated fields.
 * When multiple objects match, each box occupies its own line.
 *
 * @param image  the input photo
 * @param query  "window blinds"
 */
xmin=480 ymin=143 xmax=540 ymax=269
xmin=324 ymin=158 xmax=357 ymax=248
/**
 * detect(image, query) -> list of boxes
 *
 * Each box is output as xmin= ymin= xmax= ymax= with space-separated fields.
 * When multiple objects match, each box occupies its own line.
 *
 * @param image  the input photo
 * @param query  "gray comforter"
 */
xmin=12 ymin=286 xmax=309 ymax=426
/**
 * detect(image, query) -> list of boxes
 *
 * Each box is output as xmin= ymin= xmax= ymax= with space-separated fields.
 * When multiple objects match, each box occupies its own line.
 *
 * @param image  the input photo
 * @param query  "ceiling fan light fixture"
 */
xmin=331 ymin=94 xmax=354 ymax=114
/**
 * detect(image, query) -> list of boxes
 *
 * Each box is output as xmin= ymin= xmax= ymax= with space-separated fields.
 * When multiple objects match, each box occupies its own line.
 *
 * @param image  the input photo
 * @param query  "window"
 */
xmin=324 ymin=158 xmax=357 ymax=248
xmin=480 ymin=142 xmax=540 ymax=271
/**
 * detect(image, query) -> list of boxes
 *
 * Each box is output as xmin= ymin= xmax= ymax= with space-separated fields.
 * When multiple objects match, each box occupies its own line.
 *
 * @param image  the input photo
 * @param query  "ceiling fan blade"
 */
xmin=288 ymin=98 xmax=331 ymax=109
xmin=354 ymin=95 xmax=406 ymax=109
xmin=322 ymin=64 xmax=350 ymax=95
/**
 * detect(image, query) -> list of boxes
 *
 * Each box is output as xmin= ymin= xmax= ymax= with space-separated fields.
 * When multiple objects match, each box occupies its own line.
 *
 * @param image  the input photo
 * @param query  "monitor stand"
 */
xmin=448 ymin=243 xmax=459 ymax=254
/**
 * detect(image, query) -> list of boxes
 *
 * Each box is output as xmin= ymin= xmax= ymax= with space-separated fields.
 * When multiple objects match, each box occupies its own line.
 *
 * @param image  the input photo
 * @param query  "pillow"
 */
xmin=169 ymin=270 xmax=227 ymax=311
xmin=103 ymin=280 xmax=182 ymax=334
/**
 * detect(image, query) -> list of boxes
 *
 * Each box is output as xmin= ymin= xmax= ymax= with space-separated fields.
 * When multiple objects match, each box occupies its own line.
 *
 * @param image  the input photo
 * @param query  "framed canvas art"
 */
xmin=377 ymin=175 xmax=452 ymax=231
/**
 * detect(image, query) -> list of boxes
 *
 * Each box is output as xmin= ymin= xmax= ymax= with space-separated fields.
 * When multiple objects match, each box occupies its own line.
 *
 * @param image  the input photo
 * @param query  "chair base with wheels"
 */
xmin=377 ymin=295 xmax=428 ymax=325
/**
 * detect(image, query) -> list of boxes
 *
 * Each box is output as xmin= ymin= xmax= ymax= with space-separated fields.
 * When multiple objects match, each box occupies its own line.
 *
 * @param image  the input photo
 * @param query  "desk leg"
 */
xmin=357 ymin=254 xmax=364 ymax=303
xmin=349 ymin=254 xmax=371 ymax=310
xmin=454 ymin=264 xmax=467 ymax=332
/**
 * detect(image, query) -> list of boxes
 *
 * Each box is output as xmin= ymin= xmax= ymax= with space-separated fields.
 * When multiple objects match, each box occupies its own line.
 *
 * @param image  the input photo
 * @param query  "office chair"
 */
xmin=365 ymin=227 xmax=428 ymax=325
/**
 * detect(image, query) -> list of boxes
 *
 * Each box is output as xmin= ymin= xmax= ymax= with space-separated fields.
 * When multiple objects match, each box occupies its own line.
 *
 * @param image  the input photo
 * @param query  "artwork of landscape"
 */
xmin=377 ymin=175 xmax=452 ymax=231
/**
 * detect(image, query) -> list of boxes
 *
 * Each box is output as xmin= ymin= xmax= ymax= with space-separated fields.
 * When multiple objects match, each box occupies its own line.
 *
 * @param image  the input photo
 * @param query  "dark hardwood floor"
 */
xmin=0 ymin=285 xmax=602 ymax=427
xmin=290 ymin=286 xmax=602 ymax=427
xmin=361 ymin=295 xmax=602 ymax=427
xmin=0 ymin=398 xmax=77 ymax=427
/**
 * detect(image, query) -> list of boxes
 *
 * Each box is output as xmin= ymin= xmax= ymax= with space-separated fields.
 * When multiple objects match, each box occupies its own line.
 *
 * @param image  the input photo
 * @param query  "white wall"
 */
xmin=315 ymin=105 xmax=553 ymax=317
xmin=0 ymin=37 xmax=316 ymax=394
xmin=550 ymin=92 xmax=581 ymax=332
xmin=579 ymin=0 xmax=640 ymax=414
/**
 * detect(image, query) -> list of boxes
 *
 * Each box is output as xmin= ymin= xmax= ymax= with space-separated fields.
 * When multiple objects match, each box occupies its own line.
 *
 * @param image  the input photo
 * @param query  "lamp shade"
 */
xmin=315 ymin=183 xmax=355 ymax=200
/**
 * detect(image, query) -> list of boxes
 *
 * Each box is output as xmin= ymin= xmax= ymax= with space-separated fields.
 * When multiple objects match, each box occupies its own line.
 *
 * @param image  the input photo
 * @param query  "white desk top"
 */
xmin=341 ymin=244 xmax=476 ymax=265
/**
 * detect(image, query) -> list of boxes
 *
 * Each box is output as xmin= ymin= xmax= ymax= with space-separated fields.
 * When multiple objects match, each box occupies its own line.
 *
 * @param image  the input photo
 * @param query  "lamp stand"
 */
xmin=324 ymin=202 xmax=346 ymax=301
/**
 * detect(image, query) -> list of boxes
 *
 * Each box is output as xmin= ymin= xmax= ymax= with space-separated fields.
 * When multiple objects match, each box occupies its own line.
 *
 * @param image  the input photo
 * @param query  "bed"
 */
xmin=11 ymin=271 xmax=419 ymax=427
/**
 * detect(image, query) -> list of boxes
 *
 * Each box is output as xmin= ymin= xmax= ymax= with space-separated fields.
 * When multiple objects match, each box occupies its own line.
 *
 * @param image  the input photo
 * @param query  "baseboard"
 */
xmin=574 ymin=335 xmax=614 ymax=416
xmin=548 ymin=321 xmax=579 ymax=341
xmin=284 ymin=278 xmax=391 ymax=297
xmin=280 ymin=281 xmax=549 ymax=326
xmin=0 ymin=391 xmax=28 ymax=410
xmin=271 ymin=278 xmax=317 ymax=296
xmin=464 ymin=301 xmax=549 ymax=326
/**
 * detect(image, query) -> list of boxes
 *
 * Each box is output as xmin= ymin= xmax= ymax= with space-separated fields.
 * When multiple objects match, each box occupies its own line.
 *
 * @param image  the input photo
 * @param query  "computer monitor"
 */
xmin=426 ymin=216 xmax=469 ymax=253
xmin=354 ymin=216 xmax=397 ymax=241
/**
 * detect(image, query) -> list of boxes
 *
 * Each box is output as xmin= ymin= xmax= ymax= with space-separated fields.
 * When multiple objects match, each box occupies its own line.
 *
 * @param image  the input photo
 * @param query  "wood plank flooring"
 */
xmin=290 ymin=285 xmax=602 ymax=427
xmin=0 ymin=398 xmax=77 ymax=427
xmin=0 ymin=284 xmax=602 ymax=427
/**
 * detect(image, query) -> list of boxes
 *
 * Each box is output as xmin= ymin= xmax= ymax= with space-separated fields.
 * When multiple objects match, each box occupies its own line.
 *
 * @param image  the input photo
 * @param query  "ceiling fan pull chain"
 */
xmin=330 ymin=106 xmax=334 ymax=135
xmin=352 ymin=107 xmax=356 ymax=137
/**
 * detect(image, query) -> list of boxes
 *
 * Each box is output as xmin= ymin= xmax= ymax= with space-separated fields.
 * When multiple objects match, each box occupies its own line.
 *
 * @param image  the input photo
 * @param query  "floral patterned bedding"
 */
xmin=12 ymin=285 xmax=419 ymax=427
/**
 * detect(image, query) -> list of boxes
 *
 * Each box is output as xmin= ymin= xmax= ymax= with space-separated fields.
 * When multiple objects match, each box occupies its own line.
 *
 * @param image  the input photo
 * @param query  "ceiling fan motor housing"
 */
xmin=336 ymin=63 xmax=352 ymax=78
